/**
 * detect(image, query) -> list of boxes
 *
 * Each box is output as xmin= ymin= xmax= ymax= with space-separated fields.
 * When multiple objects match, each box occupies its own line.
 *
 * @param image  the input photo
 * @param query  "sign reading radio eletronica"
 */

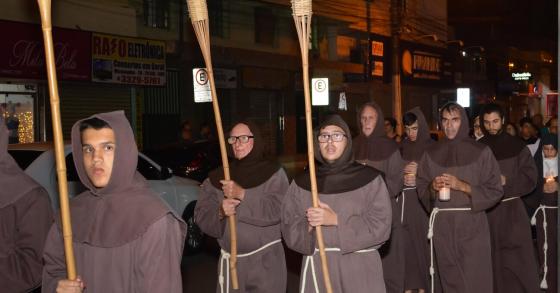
xmin=92 ymin=33 xmax=166 ymax=86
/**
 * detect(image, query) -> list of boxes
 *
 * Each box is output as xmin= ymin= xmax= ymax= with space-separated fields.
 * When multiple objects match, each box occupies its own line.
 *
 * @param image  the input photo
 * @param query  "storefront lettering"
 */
xmin=9 ymin=40 xmax=78 ymax=70
xmin=413 ymin=54 xmax=441 ymax=73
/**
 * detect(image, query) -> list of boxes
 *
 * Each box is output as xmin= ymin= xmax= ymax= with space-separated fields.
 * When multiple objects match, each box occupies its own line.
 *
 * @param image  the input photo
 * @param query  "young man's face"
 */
xmin=318 ymin=125 xmax=348 ymax=163
xmin=360 ymin=106 xmax=377 ymax=137
xmin=520 ymin=123 xmax=534 ymax=139
xmin=549 ymin=118 xmax=558 ymax=135
xmin=405 ymin=121 xmax=419 ymax=142
xmin=441 ymin=109 xmax=462 ymax=140
xmin=483 ymin=112 xmax=503 ymax=135
xmin=81 ymin=128 xmax=116 ymax=188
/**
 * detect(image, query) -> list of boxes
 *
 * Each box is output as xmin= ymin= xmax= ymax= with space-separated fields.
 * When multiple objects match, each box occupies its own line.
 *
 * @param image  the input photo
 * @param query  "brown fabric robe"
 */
xmin=195 ymin=170 xmax=289 ymax=293
xmin=283 ymin=114 xmax=391 ymax=293
xmin=353 ymin=102 xmax=405 ymax=293
xmin=0 ymin=117 xmax=53 ymax=292
xmin=399 ymin=107 xmax=433 ymax=290
xmin=480 ymin=131 xmax=540 ymax=293
xmin=41 ymin=111 xmax=186 ymax=293
xmin=417 ymin=104 xmax=503 ymax=293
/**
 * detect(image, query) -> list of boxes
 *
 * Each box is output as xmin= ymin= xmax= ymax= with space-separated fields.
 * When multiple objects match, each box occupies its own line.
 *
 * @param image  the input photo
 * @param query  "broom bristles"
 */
xmin=291 ymin=0 xmax=312 ymax=16
xmin=186 ymin=0 xmax=208 ymax=22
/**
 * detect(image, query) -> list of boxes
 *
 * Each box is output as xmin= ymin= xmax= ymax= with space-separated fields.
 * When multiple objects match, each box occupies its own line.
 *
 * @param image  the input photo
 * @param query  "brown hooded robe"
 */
xmin=416 ymin=103 xmax=503 ymax=293
xmin=0 ymin=117 xmax=53 ymax=292
xmin=282 ymin=115 xmax=391 ymax=293
xmin=480 ymin=125 xmax=540 ymax=293
xmin=399 ymin=107 xmax=433 ymax=291
xmin=195 ymin=121 xmax=289 ymax=293
xmin=42 ymin=111 xmax=186 ymax=293
xmin=353 ymin=102 xmax=405 ymax=293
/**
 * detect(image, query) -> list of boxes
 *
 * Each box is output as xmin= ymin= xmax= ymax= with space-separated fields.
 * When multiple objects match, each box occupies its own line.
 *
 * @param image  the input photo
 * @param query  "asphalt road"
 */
xmin=182 ymin=237 xmax=302 ymax=293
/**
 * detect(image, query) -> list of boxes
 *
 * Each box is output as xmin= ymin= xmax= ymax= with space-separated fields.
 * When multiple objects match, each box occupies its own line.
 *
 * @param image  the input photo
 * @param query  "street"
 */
xmin=182 ymin=237 xmax=302 ymax=293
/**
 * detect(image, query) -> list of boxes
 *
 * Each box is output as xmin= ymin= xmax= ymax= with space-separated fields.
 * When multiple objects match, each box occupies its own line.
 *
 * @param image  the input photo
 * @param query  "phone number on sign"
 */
xmin=116 ymin=75 xmax=163 ymax=85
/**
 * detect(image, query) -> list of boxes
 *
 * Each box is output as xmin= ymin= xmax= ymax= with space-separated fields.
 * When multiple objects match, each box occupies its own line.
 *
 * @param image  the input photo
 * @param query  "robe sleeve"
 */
xmin=0 ymin=188 xmax=53 ymax=292
xmin=281 ymin=182 xmax=316 ymax=255
xmin=507 ymin=147 xmax=538 ymax=197
xmin=469 ymin=147 xmax=504 ymax=212
xmin=385 ymin=150 xmax=405 ymax=197
xmin=194 ymin=179 xmax=226 ymax=239
xmin=336 ymin=177 xmax=392 ymax=254
xmin=137 ymin=215 xmax=184 ymax=293
xmin=236 ymin=170 xmax=289 ymax=227
xmin=417 ymin=153 xmax=435 ymax=212
xmin=41 ymin=225 xmax=66 ymax=293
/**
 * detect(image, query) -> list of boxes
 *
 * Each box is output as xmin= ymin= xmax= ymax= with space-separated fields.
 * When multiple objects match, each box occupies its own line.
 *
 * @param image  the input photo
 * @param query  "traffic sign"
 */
xmin=193 ymin=68 xmax=212 ymax=103
xmin=312 ymin=78 xmax=329 ymax=106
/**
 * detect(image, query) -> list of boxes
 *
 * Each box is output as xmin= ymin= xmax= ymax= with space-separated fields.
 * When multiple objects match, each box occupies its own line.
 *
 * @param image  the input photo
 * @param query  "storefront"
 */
xmin=0 ymin=20 xmax=167 ymax=143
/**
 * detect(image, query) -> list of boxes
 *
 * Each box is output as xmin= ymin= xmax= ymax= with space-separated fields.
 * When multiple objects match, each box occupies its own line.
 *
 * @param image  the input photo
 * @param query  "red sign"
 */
xmin=0 ymin=20 xmax=91 ymax=81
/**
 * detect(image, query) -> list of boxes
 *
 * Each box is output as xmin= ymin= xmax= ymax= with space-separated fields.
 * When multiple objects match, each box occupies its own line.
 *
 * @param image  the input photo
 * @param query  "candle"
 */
xmin=545 ymin=176 xmax=555 ymax=183
xmin=439 ymin=187 xmax=450 ymax=201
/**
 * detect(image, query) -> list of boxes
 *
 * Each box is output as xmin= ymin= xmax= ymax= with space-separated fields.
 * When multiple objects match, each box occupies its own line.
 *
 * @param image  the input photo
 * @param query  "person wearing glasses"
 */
xmin=282 ymin=114 xmax=392 ymax=292
xmin=195 ymin=121 xmax=289 ymax=293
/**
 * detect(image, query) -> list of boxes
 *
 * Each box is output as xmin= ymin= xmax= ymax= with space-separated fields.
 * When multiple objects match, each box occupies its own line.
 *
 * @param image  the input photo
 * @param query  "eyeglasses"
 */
xmin=317 ymin=132 xmax=347 ymax=143
xmin=227 ymin=135 xmax=254 ymax=144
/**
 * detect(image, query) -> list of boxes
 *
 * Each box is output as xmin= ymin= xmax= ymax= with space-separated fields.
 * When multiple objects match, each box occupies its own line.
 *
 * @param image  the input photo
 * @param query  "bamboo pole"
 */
xmin=186 ymin=0 xmax=238 ymax=289
xmin=291 ymin=1 xmax=333 ymax=292
xmin=37 ymin=0 xmax=77 ymax=280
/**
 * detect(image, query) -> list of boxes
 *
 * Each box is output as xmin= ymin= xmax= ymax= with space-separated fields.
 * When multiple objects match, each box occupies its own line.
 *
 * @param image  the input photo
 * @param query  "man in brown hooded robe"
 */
xmin=195 ymin=121 xmax=289 ymax=293
xmin=42 ymin=111 xmax=186 ymax=293
xmin=399 ymin=107 xmax=434 ymax=293
xmin=353 ymin=101 xmax=405 ymax=293
xmin=417 ymin=102 xmax=503 ymax=293
xmin=479 ymin=103 xmax=540 ymax=293
xmin=0 ymin=117 xmax=53 ymax=292
xmin=282 ymin=114 xmax=392 ymax=293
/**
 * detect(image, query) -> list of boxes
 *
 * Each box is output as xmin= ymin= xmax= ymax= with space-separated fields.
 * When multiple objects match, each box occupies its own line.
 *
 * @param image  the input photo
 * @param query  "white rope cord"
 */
xmin=300 ymin=247 xmax=377 ymax=293
xmin=400 ymin=187 xmax=416 ymax=223
xmin=531 ymin=204 xmax=558 ymax=289
xmin=501 ymin=196 xmax=520 ymax=202
xmin=219 ymin=239 xmax=282 ymax=293
xmin=427 ymin=207 xmax=471 ymax=293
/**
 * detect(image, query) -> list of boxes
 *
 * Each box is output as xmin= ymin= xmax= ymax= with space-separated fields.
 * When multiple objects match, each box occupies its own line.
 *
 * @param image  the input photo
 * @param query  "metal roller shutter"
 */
xmin=58 ymin=82 xmax=131 ymax=137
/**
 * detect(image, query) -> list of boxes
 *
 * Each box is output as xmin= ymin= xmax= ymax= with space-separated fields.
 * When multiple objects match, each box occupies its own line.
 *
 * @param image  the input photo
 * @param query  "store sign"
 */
xmin=92 ymin=33 xmax=166 ymax=86
xmin=512 ymin=72 xmax=531 ymax=81
xmin=457 ymin=88 xmax=470 ymax=107
xmin=311 ymin=78 xmax=329 ymax=106
xmin=402 ymin=49 xmax=442 ymax=80
xmin=192 ymin=68 xmax=212 ymax=103
xmin=0 ymin=20 xmax=91 ymax=81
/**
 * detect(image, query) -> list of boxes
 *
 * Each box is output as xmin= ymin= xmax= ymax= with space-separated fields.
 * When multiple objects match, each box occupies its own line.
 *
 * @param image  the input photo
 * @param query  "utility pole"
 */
xmin=366 ymin=0 xmax=372 ymax=82
xmin=390 ymin=0 xmax=403 ymax=134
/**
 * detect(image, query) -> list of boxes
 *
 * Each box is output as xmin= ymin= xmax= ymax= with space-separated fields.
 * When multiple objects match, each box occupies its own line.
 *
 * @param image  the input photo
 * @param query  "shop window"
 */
xmin=254 ymin=7 xmax=276 ymax=46
xmin=209 ymin=0 xmax=228 ymax=38
xmin=144 ymin=0 xmax=170 ymax=29
xmin=1 ymin=93 xmax=35 ymax=144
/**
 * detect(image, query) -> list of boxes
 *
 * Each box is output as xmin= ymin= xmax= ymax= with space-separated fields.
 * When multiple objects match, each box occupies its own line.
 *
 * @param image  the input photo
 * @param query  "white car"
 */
xmin=8 ymin=143 xmax=204 ymax=254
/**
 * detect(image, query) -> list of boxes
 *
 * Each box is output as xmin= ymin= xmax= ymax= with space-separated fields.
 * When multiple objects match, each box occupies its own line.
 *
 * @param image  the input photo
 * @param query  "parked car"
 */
xmin=144 ymin=140 xmax=221 ymax=182
xmin=7 ymin=143 xmax=204 ymax=254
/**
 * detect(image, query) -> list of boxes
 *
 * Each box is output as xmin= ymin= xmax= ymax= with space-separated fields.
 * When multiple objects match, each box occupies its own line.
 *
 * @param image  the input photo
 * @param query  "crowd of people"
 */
xmin=0 ymin=101 xmax=557 ymax=293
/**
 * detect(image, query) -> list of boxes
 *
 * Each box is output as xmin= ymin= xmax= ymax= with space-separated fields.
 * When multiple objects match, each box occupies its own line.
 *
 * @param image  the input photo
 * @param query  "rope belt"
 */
xmin=399 ymin=187 xmax=417 ymax=223
xmin=427 ymin=207 xmax=471 ymax=293
xmin=219 ymin=239 xmax=282 ymax=293
xmin=531 ymin=204 xmax=558 ymax=290
xmin=501 ymin=196 xmax=520 ymax=202
xmin=301 ymin=247 xmax=377 ymax=293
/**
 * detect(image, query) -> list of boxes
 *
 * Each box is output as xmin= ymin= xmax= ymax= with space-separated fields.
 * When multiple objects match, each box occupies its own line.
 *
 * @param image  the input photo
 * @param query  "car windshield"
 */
xmin=7 ymin=150 xmax=44 ymax=170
